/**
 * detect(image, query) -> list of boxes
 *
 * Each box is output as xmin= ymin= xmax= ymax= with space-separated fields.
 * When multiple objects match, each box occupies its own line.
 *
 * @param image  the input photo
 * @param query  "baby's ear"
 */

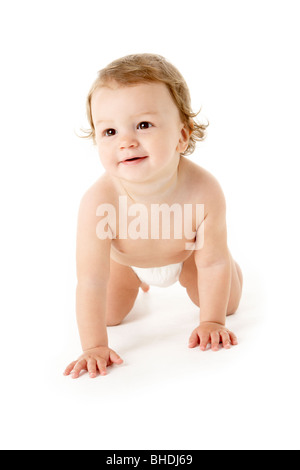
xmin=176 ymin=122 xmax=191 ymax=153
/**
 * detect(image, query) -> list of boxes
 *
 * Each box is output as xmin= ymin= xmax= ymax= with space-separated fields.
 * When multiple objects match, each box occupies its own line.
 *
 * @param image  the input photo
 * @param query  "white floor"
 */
xmin=1 ymin=0 xmax=300 ymax=451
xmin=1 ymin=260 xmax=299 ymax=450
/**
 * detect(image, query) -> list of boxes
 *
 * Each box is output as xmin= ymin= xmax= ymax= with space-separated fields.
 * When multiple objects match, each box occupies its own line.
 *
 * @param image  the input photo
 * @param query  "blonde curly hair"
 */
xmin=81 ymin=53 xmax=208 ymax=156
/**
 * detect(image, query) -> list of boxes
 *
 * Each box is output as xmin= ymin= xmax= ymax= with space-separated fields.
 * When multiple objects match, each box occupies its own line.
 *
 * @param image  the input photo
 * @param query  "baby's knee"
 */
xmin=226 ymin=306 xmax=238 ymax=317
xmin=106 ymin=316 xmax=123 ymax=327
xmin=235 ymin=262 xmax=243 ymax=290
xmin=226 ymin=294 xmax=241 ymax=316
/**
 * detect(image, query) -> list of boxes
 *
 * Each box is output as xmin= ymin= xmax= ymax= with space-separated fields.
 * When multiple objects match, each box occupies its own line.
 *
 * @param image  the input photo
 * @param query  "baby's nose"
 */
xmin=119 ymin=133 xmax=139 ymax=150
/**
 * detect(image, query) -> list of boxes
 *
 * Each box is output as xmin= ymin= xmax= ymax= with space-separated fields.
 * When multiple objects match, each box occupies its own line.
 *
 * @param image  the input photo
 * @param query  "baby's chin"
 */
xmin=116 ymin=158 xmax=153 ymax=177
xmin=117 ymin=171 xmax=153 ymax=184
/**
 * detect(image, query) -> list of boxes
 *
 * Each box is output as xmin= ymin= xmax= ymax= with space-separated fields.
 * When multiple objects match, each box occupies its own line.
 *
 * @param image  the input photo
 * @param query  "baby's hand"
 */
xmin=64 ymin=346 xmax=123 ymax=379
xmin=188 ymin=322 xmax=238 ymax=352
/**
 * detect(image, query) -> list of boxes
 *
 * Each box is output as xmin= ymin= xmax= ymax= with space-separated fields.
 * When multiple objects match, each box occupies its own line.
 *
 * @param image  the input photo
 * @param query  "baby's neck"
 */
xmin=115 ymin=157 xmax=182 ymax=205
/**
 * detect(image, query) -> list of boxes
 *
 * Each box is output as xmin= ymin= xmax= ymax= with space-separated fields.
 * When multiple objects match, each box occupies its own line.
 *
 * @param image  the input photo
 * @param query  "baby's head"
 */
xmin=82 ymin=54 xmax=208 ymax=178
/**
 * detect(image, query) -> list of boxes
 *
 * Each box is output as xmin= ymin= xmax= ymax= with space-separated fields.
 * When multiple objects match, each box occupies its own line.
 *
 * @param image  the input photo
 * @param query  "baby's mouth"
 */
xmin=121 ymin=156 xmax=148 ymax=163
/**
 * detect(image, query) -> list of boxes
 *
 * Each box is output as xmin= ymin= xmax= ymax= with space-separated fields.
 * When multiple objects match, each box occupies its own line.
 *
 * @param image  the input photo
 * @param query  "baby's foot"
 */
xmin=141 ymin=282 xmax=150 ymax=293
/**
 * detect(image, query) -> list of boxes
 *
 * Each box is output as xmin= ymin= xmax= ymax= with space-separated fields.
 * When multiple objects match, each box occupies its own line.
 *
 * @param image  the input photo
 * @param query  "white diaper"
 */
xmin=131 ymin=262 xmax=183 ymax=288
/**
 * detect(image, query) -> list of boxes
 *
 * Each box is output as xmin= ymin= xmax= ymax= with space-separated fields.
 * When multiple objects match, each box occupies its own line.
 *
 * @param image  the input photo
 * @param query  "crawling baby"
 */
xmin=64 ymin=54 xmax=243 ymax=379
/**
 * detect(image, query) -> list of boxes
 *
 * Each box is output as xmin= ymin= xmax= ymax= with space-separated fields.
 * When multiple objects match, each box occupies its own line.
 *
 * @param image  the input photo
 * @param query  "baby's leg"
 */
xmin=227 ymin=259 xmax=243 ymax=316
xmin=106 ymin=258 xmax=146 ymax=326
xmin=179 ymin=251 xmax=243 ymax=316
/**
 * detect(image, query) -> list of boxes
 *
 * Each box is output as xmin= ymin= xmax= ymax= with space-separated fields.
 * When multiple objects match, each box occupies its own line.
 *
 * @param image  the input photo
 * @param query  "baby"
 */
xmin=64 ymin=54 xmax=243 ymax=379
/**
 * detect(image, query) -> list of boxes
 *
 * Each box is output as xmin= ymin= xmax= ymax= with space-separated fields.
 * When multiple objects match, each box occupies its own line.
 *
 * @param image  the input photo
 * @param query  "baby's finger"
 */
xmin=199 ymin=333 xmax=210 ymax=351
xmin=211 ymin=332 xmax=220 ymax=351
xmin=87 ymin=358 xmax=97 ymax=378
xmin=229 ymin=331 xmax=238 ymax=345
xmin=64 ymin=361 xmax=77 ymax=376
xmin=188 ymin=330 xmax=199 ymax=348
xmin=71 ymin=359 xmax=87 ymax=379
xmin=96 ymin=359 xmax=107 ymax=376
xmin=109 ymin=350 xmax=124 ymax=364
xmin=220 ymin=331 xmax=231 ymax=349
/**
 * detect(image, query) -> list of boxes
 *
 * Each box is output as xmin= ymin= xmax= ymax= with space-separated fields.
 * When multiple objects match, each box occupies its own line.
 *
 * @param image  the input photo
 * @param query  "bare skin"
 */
xmin=64 ymin=82 xmax=243 ymax=379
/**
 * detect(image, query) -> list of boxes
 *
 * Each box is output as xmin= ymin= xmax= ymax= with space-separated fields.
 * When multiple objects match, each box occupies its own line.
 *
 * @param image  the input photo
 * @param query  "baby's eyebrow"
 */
xmin=134 ymin=111 xmax=159 ymax=117
xmin=95 ymin=111 xmax=159 ymax=126
xmin=95 ymin=119 xmax=113 ymax=126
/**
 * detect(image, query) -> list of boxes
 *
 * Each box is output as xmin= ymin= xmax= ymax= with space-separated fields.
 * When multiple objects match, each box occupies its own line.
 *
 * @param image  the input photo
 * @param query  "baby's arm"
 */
xmin=189 ymin=177 xmax=237 ymax=351
xmin=64 ymin=190 xmax=123 ymax=378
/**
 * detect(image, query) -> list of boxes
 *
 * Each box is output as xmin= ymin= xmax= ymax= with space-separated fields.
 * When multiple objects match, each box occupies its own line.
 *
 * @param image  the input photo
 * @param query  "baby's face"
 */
xmin=91 ymin=81 xmax=188 ymax=181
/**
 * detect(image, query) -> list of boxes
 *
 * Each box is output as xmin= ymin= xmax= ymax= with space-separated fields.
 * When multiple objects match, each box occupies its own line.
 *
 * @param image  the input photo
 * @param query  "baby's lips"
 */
xmin=119 ymin=155 xmax=148 ymax=163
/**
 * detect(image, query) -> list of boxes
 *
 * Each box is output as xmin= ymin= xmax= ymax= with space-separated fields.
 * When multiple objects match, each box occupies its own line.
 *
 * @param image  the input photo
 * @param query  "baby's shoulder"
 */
xmin=79 ymin=173 xmax=118 ymax=214
xmin=183 ymin=159 xmax=225 ymax=206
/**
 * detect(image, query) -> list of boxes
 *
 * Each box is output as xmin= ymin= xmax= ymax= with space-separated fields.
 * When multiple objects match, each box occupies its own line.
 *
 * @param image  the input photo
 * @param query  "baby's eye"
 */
xmin=104 ymin=128 xmax=116 ymax=137
xmin=137 ymin=122 xmax=153 ymax=130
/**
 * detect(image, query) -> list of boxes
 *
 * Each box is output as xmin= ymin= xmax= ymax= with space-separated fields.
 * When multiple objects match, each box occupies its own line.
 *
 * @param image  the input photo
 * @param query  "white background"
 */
xmin=0 ymin=0 xmax=299 ymax=450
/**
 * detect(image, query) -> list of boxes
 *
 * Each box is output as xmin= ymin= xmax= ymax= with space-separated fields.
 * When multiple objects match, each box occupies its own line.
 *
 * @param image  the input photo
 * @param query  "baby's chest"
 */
xmin=113 ymin=201 xmax=202 ymax=242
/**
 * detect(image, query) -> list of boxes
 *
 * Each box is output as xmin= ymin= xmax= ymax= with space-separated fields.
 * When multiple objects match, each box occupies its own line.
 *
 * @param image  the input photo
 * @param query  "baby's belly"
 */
xmin=110 ymin=238 xmax=195 ymax=268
